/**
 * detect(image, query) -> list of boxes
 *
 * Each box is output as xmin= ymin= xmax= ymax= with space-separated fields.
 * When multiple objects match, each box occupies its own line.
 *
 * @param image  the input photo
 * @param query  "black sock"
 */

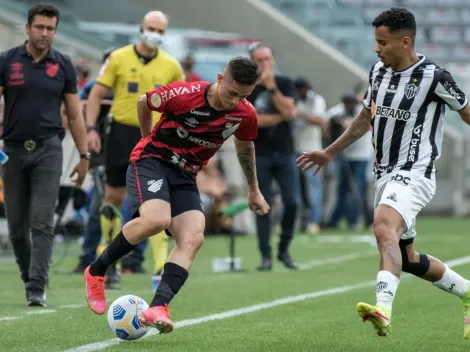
xmin=150 ymin=262 xmax=189 ymax=307
xmin=89 ymin=232 xmax=135 ymax=276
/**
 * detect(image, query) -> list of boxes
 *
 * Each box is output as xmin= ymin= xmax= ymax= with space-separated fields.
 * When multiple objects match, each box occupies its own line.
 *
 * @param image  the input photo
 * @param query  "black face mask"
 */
xmin=182 ymin=62 xmax=193 ymax=70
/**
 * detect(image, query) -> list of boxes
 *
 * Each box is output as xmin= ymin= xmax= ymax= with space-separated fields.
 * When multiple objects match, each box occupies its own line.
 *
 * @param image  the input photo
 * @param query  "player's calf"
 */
xmin=372 ymin=207 xmax=403 ymax=314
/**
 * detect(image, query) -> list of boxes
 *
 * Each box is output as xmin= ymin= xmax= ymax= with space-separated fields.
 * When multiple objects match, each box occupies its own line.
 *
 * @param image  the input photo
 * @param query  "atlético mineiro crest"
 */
xmin=404 ymin=83 xmax=420 ymax=99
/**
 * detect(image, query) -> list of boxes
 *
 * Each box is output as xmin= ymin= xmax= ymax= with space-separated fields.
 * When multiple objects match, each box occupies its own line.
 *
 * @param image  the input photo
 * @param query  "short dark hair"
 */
xmin=372 ymin=8 xmax=416 ymax=34
xmin=228 ymin=57 xmax=260 ymax=86
xmin=28 ymin=3 xmax=60 ymax=27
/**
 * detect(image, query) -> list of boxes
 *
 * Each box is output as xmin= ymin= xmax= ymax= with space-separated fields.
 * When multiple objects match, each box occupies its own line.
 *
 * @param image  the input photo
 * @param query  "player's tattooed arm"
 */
xmin=325 ymin=107 xmax=372 ymax=156
xmin=234 ymin=138 xmax=259 ymax=190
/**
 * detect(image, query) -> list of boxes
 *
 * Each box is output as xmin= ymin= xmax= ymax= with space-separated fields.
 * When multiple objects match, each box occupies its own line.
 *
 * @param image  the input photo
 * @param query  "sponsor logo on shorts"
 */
xmin=148 ymin=179 xmax=163 ymax=193
xmin=386 ymin=193 xmax=397 ymax=202
xmin=391 ymin=174 xmax=411 ymax=186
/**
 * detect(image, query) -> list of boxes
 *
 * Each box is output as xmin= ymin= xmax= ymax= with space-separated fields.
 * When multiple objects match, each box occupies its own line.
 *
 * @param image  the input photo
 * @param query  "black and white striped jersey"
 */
xmin=363 ymin=55 xmax=468 ymax=179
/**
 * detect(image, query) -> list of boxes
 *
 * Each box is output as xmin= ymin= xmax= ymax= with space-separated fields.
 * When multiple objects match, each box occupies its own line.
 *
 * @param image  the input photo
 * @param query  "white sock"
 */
xmin=375 ymin=270 xmax=400 ymax=313
xmin=432 ymin=265 xmax=470 ymax=298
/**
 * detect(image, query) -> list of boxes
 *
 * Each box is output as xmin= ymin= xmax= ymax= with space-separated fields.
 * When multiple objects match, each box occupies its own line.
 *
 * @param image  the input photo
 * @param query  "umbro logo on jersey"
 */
xmin=185 ymin=117 xmax=199 ymax=128
xmin=147 ymin=179 xmax=163 ymax=193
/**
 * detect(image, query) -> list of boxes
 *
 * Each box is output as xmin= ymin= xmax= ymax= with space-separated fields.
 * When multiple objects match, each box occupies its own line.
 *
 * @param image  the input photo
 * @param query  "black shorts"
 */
xmin=126 ymin=157 xmax=204 ymax=220
xmin=105 ymin=122 xmax=142 ymax=187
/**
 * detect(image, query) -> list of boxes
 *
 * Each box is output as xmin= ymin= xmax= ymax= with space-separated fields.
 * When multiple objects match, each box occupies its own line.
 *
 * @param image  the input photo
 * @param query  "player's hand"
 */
xmin=70 ymin=159 xmax=89 ymax=188
xmin=296 ymin=150 xmax=335 ymax=175
xmin=87 ymin=129 xmax=101 ymax=153
xmin=248 ymin=188 xmax=270 ymax=216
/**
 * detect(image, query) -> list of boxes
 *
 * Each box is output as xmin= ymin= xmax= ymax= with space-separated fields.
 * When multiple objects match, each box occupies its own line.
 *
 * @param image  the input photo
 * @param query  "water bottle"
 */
xmin=0 ymin=150 xmax=9 ymax=164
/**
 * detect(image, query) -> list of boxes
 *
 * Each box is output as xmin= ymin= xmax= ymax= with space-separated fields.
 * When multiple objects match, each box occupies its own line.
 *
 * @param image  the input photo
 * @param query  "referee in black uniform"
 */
xmin=0 ymin=3 xmax=89 ymax=306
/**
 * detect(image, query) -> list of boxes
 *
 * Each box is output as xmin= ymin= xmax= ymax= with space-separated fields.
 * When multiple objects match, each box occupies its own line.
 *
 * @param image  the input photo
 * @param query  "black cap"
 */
xmin=294 ymin=76 xmax=311 ymax=89
xmin=342 ymin=92 xmax=357 ymax=103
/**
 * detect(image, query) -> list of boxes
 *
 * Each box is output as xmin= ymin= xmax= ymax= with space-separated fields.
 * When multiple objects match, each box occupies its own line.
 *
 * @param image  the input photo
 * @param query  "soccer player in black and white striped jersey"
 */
xmin=297 ymin=7 xmax=470 ymax=338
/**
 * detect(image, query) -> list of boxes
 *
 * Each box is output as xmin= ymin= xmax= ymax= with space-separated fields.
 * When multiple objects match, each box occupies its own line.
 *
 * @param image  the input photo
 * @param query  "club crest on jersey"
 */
xmin=222 ymin=123 xmax=240 ymax=139
xmin=404 ymin=83 xmax=420 ymax=99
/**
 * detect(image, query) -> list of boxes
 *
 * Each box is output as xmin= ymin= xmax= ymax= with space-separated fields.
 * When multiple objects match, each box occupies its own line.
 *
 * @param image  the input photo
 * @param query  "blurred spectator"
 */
xmin=292 ymin=76 xmax=327 ymax=234
xmin=181 ymin=55 xmax=201 ymax=82
xmin=325 ymin=92 xmax=374 ymax=230
xmin=247 ymin=43 xmax=298 ymax=271
xmin=196 ymin=156 xmax=232 ymax=234
xmin=75 ymin=60 xmax=91 ymax=89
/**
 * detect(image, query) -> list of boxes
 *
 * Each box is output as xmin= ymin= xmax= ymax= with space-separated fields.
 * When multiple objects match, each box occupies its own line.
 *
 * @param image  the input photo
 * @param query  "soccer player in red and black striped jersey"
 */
xmin=83 ymin=57 xmax=270 ymax=334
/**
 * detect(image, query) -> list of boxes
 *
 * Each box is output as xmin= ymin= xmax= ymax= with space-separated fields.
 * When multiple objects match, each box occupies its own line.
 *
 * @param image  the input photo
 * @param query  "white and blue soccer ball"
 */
xmin=107 ymin=295 xmax=150 ymax=341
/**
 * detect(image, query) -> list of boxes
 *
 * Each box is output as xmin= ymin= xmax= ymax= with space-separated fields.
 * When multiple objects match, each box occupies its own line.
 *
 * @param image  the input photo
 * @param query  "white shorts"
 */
xmin=374 ymin=170 xmax=436 ymax=240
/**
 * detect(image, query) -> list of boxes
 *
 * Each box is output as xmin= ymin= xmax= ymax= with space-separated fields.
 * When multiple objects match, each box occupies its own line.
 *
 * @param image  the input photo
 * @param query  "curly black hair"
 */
xmin=372 ymin=8 xmax=416 ymax=34
xmin=228 ymin=57 xmax=260 ymax=86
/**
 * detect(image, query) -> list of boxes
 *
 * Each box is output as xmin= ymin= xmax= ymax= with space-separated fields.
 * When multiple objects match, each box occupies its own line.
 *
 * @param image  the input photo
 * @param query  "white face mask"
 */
xmin=141 ymin=31 xmax=164 ymax=49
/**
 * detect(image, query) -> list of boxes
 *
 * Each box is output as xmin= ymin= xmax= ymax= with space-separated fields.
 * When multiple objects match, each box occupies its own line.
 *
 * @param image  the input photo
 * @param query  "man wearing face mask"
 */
xmin=85 ymin=11 xmax=184 ymax=285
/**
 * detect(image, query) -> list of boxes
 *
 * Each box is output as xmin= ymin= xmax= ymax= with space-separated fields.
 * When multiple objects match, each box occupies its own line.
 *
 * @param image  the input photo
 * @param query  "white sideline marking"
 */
xmin=273 ymin=250 xmax=376 ymax=272
xmin=25 ymin=309 xmax=56 ymax=315
xmin=59 ymin=304 xmax=86 ymax=309
xmin=0 ymin=316 xmax=20 ymax=322
xmin=0 ymin=251 xmax=365 ymax=323
xmin=64 ymin=255 xmax=470 ymax=352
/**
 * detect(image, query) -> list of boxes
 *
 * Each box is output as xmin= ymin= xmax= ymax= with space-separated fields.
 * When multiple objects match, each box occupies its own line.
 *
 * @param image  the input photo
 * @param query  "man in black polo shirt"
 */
xmin=247 ymin=43 xmax=299 ymax=271
xmin=0 ymin=3 xmax=89 ymax=306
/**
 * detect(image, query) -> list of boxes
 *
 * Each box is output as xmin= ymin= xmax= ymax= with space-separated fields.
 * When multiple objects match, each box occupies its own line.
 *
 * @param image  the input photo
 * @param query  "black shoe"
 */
xmin=72 ymin=264 xmax=86 ymax=274
xmin=130 ymin=264 xmax=146 ymax=274
xmin=25 ymin=284 xmax=46 ymax=307
xmin=105 ymin=265 xmax=121 ymax=290
xmin=277 ymin=252 xmax=298 ymax=269
xmin=256 ymin=257 xmax=272 ymax=271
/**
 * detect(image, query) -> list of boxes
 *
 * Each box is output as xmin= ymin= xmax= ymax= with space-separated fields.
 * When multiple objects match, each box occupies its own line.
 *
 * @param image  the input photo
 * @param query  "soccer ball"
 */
xmin=107 ymin=295 xmax=149 ymax=341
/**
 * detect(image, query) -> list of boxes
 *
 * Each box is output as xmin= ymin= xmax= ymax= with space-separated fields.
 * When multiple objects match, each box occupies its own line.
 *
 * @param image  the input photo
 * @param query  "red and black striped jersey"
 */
xmin=130 ymin=81 xmax=258 ymax=175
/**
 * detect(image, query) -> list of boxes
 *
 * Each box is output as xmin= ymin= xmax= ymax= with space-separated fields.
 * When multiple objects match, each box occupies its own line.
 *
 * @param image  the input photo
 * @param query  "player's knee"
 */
xmin=373 ymin=216 xmax=399 ymax=248
xmin=178 ymin=231 xmax=204 ymax=254
xmin=399 ymin=240 xmax=429 ymax=276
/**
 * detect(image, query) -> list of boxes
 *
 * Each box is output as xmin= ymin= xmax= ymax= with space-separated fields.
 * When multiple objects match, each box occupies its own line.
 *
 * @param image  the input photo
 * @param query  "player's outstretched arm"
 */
xmin=325 ymin=106 xmax=372 ymax=156
xmin=458 ymin=105 xmax=470 ymax=125
xmin=234 ymin=137 xmax=270 ymax=216
xmin=137 ymin=94 xmax=153 ymax=138
xmin=296 ymin=107 xmax=372 ymax=175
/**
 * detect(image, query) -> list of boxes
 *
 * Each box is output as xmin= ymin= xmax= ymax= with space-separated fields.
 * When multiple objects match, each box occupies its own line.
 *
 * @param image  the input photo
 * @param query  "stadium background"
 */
xmin=2 ymin=1 xmax=470 ymax=351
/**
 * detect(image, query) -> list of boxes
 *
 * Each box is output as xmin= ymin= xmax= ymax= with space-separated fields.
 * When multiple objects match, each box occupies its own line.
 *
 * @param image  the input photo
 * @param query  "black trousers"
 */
xmin=3 ymin=135 xmax=63 ymax=291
